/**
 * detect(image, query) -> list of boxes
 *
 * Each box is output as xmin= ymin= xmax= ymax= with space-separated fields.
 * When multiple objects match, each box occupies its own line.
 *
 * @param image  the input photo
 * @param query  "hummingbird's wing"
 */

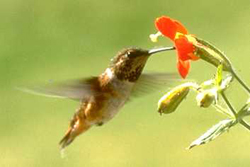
xmin=19 ymin=77 xmax=99 ymax=101
xmin=131 ymin=72 xmax=181 ymax=98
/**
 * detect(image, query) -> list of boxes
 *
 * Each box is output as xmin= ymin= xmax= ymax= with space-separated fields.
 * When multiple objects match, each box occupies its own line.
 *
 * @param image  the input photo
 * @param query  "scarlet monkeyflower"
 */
xmin=151 ymin=16 xmax=199 ymax=78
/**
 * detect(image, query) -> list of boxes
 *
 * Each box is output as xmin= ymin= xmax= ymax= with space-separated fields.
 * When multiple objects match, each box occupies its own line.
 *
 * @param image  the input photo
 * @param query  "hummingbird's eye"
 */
xmin=126 ymin=51 xmax=136 ymax=58
xmin=126 ymin=51 xmax=131 ymax=57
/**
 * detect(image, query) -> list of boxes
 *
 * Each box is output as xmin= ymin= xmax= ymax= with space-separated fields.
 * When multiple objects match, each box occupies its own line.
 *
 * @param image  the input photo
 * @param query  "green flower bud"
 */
xmin=196 ymin=89 xmax=217 ymax=108
xmin=157 ymin=83 xmax=194 ymax=114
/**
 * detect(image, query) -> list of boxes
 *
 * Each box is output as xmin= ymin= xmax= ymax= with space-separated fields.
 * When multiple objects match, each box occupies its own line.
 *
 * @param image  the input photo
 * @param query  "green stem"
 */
xmin=240 ymin=120 xmax=250 ymax=132
xmin=221 ymin=91 xmax=237 ymax=117
xmin=213 ymin=104 xmax=234 ymax=118
xmin=231 ymin=69 xmax=250 ymax=94
xmin=237 ymin=101 xmax=250 ymax=118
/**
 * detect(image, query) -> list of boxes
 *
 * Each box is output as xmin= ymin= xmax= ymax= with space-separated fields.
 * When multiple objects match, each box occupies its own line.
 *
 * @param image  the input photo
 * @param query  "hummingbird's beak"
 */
xmin=148 ymin=46 xmax=175 ymax=55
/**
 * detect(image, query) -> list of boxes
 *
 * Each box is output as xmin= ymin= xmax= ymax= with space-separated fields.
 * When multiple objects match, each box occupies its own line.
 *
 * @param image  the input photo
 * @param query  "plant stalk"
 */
xmin=221 ymin=91 xmax=237 ymax=117
xmin=240 ymin=120 xmax=250 ymax=132
xmin=231 ymin=69 xmax=250 ymax=94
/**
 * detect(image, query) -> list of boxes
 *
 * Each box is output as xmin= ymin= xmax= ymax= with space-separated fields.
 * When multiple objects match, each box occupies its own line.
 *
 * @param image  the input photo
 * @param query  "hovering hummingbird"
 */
xmin=25 ymin=47 xmax=176 ymax=149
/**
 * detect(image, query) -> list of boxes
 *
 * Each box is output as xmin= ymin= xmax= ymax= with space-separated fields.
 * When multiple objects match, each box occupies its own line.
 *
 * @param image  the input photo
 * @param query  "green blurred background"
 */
xmin=1 ymin=0 xmax=250 ymax=166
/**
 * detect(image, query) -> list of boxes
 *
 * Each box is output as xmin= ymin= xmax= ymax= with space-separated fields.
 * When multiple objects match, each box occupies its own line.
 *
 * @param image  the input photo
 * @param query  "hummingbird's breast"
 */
xmin=99 ymin=68 xmax=134 ymax=123
xmin=85 ymin=68 xmax=134 ymax=125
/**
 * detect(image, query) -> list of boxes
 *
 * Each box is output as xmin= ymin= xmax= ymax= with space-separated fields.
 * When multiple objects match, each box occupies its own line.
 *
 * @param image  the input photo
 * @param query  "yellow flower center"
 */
xmin=175 ymin=33 xmax=197 ymax=44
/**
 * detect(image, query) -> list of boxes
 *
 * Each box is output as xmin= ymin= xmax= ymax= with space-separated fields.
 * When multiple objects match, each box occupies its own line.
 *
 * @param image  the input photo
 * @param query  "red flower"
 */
xmin=155 ymin=16 xmax=199 ymax=78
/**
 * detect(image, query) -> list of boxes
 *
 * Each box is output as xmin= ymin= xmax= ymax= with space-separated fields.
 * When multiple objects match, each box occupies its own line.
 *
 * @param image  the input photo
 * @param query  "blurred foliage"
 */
xmin=1 ymin=0 xmax=250 ymax=167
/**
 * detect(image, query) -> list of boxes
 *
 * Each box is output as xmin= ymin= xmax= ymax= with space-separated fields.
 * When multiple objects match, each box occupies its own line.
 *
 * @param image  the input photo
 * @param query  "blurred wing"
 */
xmin=131 ymin=73 xmax=181 ymax=98
xmin=18 ymin=77 xmax=99 ymax=101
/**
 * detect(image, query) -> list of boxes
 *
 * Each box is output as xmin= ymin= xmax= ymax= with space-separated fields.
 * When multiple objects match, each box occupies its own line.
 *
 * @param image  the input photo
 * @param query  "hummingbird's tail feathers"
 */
xmin=59 ymin=129 xmax=74 ymax=149
xmin=59 ymin=114 xmax=91 ymax=150
xmin=59 ymin=124 xmax=91 ymax=150
xmin=18 ymin=77 xmax=100 ymax=101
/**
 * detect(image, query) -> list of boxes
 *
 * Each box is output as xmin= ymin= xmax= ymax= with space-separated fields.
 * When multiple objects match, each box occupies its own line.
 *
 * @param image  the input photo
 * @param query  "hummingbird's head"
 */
xmin=110 ymin=48 xmax=150 ymax=82
xmin=110 ymin=47 xmax=174 ymax=82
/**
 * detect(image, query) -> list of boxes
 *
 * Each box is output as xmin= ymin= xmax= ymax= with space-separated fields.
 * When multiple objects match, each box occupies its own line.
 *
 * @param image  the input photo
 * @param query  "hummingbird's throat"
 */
xmin=114 ymin=61 xmax=147 ymax=82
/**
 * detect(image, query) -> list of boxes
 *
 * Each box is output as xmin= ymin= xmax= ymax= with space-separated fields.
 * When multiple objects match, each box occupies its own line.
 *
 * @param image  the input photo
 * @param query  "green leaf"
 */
xmin=220 ymin=75 xmax=233 ymax=90
xmin=187 ymin=119 xmax=236 ymax=149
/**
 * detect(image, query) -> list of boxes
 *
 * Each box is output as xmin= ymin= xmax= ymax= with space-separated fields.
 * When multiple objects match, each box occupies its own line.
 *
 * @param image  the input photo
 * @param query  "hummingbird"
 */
xmin=24 ymin=47 xmax=176 ymax=149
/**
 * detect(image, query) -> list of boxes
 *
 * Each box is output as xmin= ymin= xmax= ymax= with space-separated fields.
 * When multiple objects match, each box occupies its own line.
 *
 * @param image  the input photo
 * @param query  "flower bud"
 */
xmin=158 ymin=83 xmax=192 ymax=114
xmin=193 ymin=37 xmax=233 ymax=72
xmin=196 ymin=89 xmax=217 ymax=108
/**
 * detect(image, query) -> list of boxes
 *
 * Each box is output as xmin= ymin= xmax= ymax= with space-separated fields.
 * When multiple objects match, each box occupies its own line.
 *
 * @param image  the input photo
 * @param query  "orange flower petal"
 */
xmin=154 ymin=16 xmax=196 ymax=78
xmin=188 ymin=53 xmax=199 ymax=61
xmin=155 ymin=16 xmax=178 ymax=41
xmin=175 ymin=36 xmax=196 ymax=61
xmin=173 ymin=20 xmax=188 ymax=35
xmin=177 ymin=60 xmax=190 ymax=79
xmin=155 ymin=16 xmax=188 ymax=41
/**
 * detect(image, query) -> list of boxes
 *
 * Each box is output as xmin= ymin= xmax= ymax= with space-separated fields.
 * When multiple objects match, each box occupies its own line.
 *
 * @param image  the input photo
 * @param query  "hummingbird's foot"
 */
xmin=96 ymin=122 xmax=104 ymax=126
